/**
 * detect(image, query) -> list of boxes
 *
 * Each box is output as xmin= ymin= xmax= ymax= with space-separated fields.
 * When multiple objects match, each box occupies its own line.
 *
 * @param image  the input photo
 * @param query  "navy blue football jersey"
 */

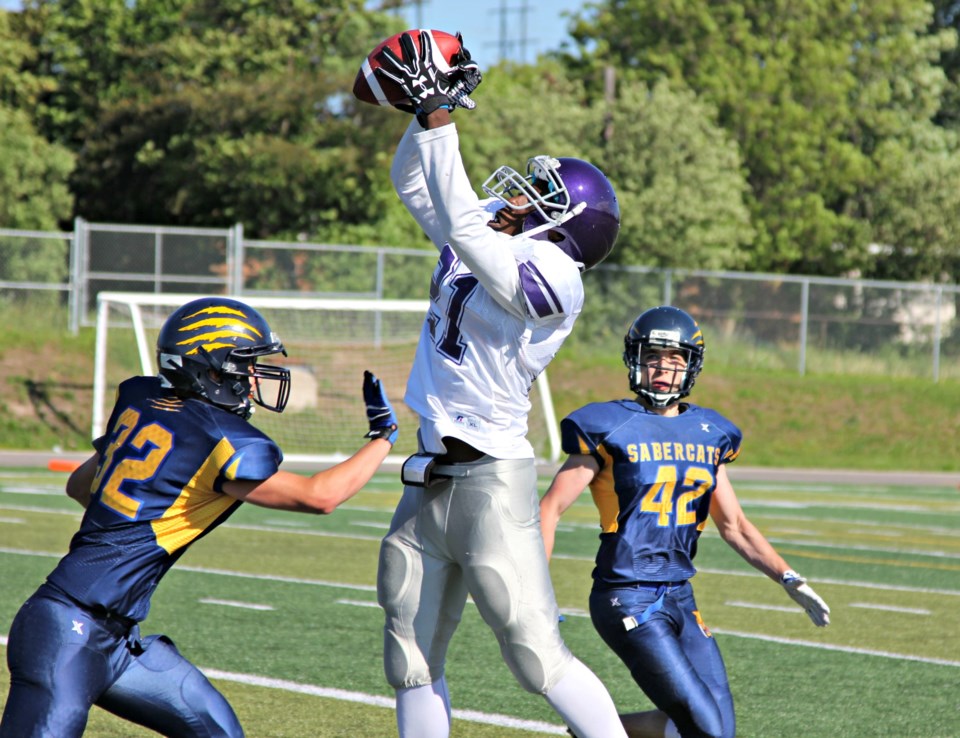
xmin=46 ymin=376 xmax=282 ymax=622
xmin=561 ymin=400 xmax=742 ymax=586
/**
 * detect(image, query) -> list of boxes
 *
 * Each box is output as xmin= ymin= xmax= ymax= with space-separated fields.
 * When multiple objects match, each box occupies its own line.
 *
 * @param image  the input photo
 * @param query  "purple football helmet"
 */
xmin=482 ymin=156 xmax=620 ymax=270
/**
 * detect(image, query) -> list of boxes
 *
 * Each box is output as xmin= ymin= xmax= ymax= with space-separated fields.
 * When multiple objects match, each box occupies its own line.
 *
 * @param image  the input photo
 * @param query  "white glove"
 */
xmin=780 ymin=570 xmax=830 ymax=627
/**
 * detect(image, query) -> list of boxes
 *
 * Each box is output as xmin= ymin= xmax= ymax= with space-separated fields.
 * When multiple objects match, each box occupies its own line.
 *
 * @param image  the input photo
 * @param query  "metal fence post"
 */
xmin=231 ymin=222 xmax=245 ymax=295
xmin=69 ymin=217 xmax=85 ymax=334
xmin=933 ymin=286 xmax=943 ymax=383
xmin=799 ymin=279 xmax=809 ymax=376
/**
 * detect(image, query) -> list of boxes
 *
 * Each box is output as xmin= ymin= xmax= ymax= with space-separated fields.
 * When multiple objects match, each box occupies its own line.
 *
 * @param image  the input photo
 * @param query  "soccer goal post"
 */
xmin=92 ymin=292 xmax=562 ymax=465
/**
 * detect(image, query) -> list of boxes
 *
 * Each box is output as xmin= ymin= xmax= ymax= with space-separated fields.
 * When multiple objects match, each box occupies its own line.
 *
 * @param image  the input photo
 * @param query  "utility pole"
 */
xmin=490 ymin=0 xmax=536 ymax=63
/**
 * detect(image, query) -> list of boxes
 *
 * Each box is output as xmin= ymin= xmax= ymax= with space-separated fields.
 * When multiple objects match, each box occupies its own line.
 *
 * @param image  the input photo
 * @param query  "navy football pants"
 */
xmin=589 ymin=581 xmax=734 ymax=738
xmin=0 ymin=587 xmax=243 ymax=738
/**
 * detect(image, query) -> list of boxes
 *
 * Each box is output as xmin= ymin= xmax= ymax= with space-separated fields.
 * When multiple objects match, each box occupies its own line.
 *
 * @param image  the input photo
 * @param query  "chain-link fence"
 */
xmin=2 ymin=219 xmax=956 ymax=381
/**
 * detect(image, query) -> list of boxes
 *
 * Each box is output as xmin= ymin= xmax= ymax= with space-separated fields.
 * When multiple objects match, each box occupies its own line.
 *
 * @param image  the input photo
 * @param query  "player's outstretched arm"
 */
xmin=540 ymin=454 xmax=599 ymax=560
xmin=709 ymin=465 xmax=830 ymax=626
xmin=224 ymin=372 xmax=398 ymax=515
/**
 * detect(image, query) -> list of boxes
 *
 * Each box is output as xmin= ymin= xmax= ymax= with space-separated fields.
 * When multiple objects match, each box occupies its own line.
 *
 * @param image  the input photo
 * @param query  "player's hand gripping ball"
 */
xmin=353 ymin=29 xmax=481 ymax=112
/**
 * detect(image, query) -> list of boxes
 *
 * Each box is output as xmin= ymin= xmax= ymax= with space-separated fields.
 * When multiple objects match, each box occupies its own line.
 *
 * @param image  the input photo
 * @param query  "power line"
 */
xmin=489 ymin=0 xmax=537 ymax=63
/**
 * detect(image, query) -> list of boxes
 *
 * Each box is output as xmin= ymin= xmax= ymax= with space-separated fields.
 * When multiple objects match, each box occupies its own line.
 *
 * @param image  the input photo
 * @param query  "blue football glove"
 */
xmin=363 ymin=370 xmax=399 ymax=445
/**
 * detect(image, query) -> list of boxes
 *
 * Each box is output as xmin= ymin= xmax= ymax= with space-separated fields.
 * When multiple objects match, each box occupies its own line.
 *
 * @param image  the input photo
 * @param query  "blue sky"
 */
xmin=386 ymin=1 xmax=589 ymax=69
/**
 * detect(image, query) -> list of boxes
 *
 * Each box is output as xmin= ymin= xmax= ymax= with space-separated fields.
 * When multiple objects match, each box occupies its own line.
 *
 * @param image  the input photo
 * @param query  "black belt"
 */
xmin=40 ymin=583 xmax=137 ymax=635
xmin=598 ymin=580 xmax=687 ymax=591
xmin=437 ymin=437 xmax=485 ymax=464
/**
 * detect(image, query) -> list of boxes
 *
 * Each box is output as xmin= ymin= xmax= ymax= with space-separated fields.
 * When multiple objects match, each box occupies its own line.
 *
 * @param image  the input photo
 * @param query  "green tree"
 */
xmin=567 ymin=0 xmax=957 ymax=278
xmin=867 ymin=123 xmax=960 ymax=282
xmin=15 ymin=0 xmax=413 ymax=243
xmin=456 ymin=62 xmax=752 ymax=270
xmin=0 ymin=104 xmax=74 ymax=290
xmin=595 ymin=78 xmax=754 ymax=270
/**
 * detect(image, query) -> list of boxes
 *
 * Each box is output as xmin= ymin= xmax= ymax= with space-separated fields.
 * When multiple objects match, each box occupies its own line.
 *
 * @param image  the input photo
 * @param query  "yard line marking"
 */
xmin=223 ymin=522 xmax=381 ymax=542
xmin=336 ymin=599 xmax=381 ymax=609
xmin=0 ymin=547 xmax=63 ymax=559
xmin=551 ymin=524 xmax=960 ymax=558
xmin=192 ymin=668 xmax=570 ymax=735
xmin=0 ymin=517 xmax=25 ymax=524
xmin=0 ymin=504 xmax=82 ymax=517
xmin=350 ymin=520 xmax=391 ymax=530
xmin=4 ymin=546 xmax=959 ymax=600
xmin=767 ymin=537 xmax=960 ymax=560
xmin=339 ymin=504 xmax=396 ymax=513
xmin=550 ymin=556 xmax=960 ymax=596
xmin=849 ymin=602 xmax=931 ymax=615
xmin=198 ymin=598 xmax=275 ymax=611
xmin=175 ymin=565 xmax=379 ymax=592
xmin=725 ymin=600 xmax=804 ymax=614
xmin=697 ymin=566 xmax=960 ymax=597
xmin=774 ymin=547 xmax=960 ymax=572
xmin=0 ymin=487 xmax=64 ymax=496
xmin=0 ymin=637 xmax=567 ymax=734
xmin=261 ymin=518 xmax=312 ymax=528
xmin=749 ymin=514 xmax=960 ymax=538
xmin=741 ymin=499 xmax=960 ymax=514
xmin=712 ymin=629 xmax=960 ymax=668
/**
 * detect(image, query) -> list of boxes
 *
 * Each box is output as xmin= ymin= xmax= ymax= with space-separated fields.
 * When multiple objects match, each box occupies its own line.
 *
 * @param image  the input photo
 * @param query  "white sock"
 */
xmin=543 ymin=658 xmax=628 ymax=738
xmin=396 ymin=678 xmax=451 ymax=738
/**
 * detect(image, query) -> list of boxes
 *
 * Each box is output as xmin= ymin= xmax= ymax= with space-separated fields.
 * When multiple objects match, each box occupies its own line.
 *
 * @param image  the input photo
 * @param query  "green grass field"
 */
xmin=2 ymin=467 xmax=959 ymax=737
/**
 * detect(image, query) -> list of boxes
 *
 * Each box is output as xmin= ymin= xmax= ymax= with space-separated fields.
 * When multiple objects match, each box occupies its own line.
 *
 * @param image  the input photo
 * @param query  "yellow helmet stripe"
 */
xmin=178 ymin=317 xmax=263 ymax=338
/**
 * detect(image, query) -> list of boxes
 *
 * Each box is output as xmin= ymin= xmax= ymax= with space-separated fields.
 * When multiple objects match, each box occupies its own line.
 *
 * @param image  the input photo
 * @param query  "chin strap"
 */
xmin=519 ymin=201 xmax=586 ymax=239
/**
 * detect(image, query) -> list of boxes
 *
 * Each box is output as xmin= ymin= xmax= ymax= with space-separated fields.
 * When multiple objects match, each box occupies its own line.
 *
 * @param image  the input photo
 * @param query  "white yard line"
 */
xmin=849 ymin=602 xmax=931 ymax=615
xmin=0 ymin=634 xmax=566 ymax=736
xmin=710 ymin=629 xmax=960 ymax=668
xmin=198 ymin=598 xmax=275 ymax=611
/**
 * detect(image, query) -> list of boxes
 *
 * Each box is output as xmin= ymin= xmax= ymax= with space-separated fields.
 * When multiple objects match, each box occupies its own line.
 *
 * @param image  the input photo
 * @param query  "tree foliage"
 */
xmin=593 ymin=79 xmax=754 ymax=270
xmin=566 ymin=0 xmax=959 ymax=281
xmin=1 ymin=1 xmax=960 ymax=284
xmin=0 ymin=104 xmax=73 ymax=232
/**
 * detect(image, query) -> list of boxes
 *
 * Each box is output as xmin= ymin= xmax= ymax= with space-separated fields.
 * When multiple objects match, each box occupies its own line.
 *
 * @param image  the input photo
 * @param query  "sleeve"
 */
xmin=710 ymin=410 xmax=743 ymax=465
xmin=517 ymin=243 xmax=584 ymax=324
xmin=390 ymin=119 xmax=446 ymax=250
xmin=219 ymin=438 xmax=283 ymax=485
xmin=560 ymin=412 xmax=606 ymax=469
xmin=414 ymin=123 xmax=527 ymax=318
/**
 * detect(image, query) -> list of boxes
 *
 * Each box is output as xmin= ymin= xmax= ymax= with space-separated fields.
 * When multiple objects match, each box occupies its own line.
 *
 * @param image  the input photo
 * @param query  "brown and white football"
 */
xmin=352 ymin=29 xmax=464 ymax=107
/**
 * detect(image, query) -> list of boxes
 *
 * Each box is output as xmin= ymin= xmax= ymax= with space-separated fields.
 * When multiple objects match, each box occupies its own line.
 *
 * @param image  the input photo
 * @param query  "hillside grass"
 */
xmin=2 ymin=303 xmax=958 ymax=471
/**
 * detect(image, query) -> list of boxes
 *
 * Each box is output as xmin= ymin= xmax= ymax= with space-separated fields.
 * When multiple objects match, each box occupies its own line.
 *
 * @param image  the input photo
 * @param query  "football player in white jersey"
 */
xmin=371 ymin=31 xmax=626 ymax=738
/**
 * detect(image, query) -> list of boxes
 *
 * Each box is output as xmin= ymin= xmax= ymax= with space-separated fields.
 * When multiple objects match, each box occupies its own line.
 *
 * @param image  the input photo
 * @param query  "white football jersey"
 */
xmin=392 ymin=121 xmax=584 ymax=458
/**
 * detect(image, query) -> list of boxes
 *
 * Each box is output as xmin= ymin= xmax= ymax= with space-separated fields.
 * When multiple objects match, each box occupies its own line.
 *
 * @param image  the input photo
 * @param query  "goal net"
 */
xmin=92 ymin=292 xmax=561 ymax=465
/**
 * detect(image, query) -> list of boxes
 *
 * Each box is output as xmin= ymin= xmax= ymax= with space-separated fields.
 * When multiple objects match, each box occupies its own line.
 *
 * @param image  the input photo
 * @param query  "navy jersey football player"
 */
xmin=540 ymin=306 xmax=830 ymax=738
xmin=0 ymin=297 xmax=399 ymax=738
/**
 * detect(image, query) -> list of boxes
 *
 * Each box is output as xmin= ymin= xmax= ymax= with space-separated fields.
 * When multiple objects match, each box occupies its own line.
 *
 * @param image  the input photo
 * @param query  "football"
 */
xmin=352 ymin=29 xmax=464 ymax=107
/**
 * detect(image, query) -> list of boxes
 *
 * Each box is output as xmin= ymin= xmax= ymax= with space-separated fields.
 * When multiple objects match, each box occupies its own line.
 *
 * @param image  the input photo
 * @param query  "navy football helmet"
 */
xmin=156 ymin=297 xmax=291 ymax=418
xmin=482 ymin=155 xmax=620 ymax=270
xmin=623 ymin=306 xmax=705 ymax=407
